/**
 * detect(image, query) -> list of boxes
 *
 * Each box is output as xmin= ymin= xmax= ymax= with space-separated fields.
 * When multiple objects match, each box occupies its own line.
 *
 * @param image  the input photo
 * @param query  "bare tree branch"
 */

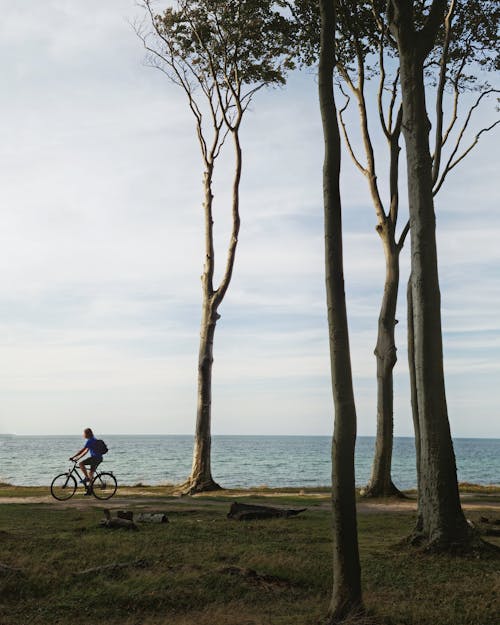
xmin=397 ymin=219 xmax=410 ymax=250
xmin=389 ymin=104 xmax=403 ymax=226
xmin=377 ymin=26 xmax=390 ymax=140
xmin=213 ymin=131 xmax=242 ymax=308
xmin=440 ymin=50 xmax=469 ymax=149
xmin=434 ymin=117 xmax=500 ymax=195
xmin=337 ymin=88 xmax=367 ymax=175
xmin=432 ymin=0 xmax=457 ymax=185
xmin=387 ymin=68 xmax=400 ymax=134
xmin=433 ymin=88 xmax=499 ymax=194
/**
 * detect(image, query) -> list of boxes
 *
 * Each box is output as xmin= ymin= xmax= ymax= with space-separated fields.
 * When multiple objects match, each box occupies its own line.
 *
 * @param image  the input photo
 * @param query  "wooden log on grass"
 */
xmin=116 ymin=510 xmax=169 ymax=523
xmin=227 ymin=502 xmax=307 ymax=521
xmin=116 ymin=510 xmax=134 ymax=521
xmin=136 ymin=513 xmax=169 ymax=524
xmin=100 ymin=509 xmax=138 ymax=530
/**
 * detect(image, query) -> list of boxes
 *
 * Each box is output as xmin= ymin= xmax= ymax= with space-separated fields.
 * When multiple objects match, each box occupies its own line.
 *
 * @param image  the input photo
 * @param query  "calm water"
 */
xmin=0 ymin=435 xmax=498 ymax=489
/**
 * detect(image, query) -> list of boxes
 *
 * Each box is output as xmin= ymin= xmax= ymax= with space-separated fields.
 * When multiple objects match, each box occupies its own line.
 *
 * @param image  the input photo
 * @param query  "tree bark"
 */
xmin=319 ymin=0 xmax=363 ymax=620
xmin=183 ymin=165 xmax=222 ymax=494
xmin=365 ymin=233 xmax=403 ymax=498
xmin=388 ymin=2 xmax=472 ymax=548
xmin=407 ymin=274 xmax=423 ymax=533
xmin=227 ymin=502 xmax=307 ymax=521
xmin=184 ymin=128 xmax=242 ymax=494
xmin=402 ymin=54 xmax=469 ymax=547
xmin=184 ymin=299 xmax=222 ymax=493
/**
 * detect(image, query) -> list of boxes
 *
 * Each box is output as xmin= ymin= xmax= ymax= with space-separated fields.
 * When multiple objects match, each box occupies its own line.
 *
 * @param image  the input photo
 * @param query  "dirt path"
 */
xmin=1 ymin=494 xmax=499 ymax=514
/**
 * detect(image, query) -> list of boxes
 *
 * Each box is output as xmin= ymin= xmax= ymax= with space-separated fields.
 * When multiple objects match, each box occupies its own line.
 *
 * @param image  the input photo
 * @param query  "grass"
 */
xmin=1 ymin=492 xmax=499 ymax=625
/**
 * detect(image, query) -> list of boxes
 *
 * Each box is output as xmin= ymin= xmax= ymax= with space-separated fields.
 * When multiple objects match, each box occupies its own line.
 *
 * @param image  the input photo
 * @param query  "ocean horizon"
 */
xmin=1 ymin=434 xmax=498 ymax=489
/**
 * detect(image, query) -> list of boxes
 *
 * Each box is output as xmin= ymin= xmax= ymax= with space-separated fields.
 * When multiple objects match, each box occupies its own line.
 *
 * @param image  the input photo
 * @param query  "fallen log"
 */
xmin=116 ymin=510 xmax=169 ymax=523
xmin=136 ymin=513 xmax=168 ymax=524
xmin=100 ymin=509 xmax=138 ymax=530
xmin=227 ymin=502 xmax=307 ymax=521
xmin=116 ymin=510 xmax=134 ymax=521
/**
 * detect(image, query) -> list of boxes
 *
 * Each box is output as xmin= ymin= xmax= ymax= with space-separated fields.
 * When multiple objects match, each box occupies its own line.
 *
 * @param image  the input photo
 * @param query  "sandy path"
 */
xmin=1 ymin=494 xmax=499 ymax=514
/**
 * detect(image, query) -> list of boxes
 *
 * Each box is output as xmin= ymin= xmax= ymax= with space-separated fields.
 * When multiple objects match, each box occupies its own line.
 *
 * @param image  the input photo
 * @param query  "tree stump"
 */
xmin=227 ymin=501 xmax=306 ymax=521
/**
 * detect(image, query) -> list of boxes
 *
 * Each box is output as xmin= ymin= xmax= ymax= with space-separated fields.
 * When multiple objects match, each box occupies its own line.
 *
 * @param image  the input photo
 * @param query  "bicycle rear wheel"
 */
xmin=50 ymin=473 xmax=77 ymax=500
xmin=91 ymin=472 xmax=117 ymax=500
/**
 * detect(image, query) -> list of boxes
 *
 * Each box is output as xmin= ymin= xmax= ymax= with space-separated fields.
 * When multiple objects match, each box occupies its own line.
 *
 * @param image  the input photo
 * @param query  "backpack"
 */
xmin=93 ymin=439 xmax=108 ymax=456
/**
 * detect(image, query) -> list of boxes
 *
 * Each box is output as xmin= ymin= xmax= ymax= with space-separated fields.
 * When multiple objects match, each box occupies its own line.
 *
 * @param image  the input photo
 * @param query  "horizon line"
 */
xmin=1 ymin=433 xmax=499 ymax=440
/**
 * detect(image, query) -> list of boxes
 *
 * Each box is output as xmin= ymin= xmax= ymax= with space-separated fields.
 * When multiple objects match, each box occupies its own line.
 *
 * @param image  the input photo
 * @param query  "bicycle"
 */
xmin=50 ymin=460 xmax=118 ymax=501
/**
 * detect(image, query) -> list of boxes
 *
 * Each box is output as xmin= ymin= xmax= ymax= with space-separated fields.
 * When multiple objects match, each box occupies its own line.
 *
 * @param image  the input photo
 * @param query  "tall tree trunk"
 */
xmin=397 ymin=46 xmax=470 ymax=549
xmin=319 ymin=0 xmax=363 ymax=620
xmin=187 ymin=299 xmax=221 ymax=492
xmin=407 ymin=274 xmax=423 ymax=532
xmin=184 ymin=128 xmax=242 ymax=494
xmin=365 ymin=235 xmax=403 ymax=498
xmin=183 ymin=165 xmax=222 ymax=494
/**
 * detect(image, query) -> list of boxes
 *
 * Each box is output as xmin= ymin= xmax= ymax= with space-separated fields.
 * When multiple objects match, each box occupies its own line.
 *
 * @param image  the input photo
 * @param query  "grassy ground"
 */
xmin=1 ymin=489 xmax=499 ymax=625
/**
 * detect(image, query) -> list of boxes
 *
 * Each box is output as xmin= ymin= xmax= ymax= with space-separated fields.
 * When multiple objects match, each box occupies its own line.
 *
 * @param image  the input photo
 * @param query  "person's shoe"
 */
xmin=83 ymin=489 xmax=92 ymax=496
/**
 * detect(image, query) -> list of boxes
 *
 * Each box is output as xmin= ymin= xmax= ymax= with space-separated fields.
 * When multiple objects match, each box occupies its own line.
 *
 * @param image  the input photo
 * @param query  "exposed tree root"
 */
xmin=322 ymin=606 xmax=380 ymax=625
xmin=361 ymin=481 xmax=406 ymax=499
xmin=178 ymin=476 xmax=222 ymax=495
xmin=401 ymin=526 xmax=500 ymax=557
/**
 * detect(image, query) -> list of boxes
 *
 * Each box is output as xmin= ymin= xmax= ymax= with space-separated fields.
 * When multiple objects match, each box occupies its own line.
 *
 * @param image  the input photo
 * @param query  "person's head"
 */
xmin=83 ymin=428 xmax=93 ymax=439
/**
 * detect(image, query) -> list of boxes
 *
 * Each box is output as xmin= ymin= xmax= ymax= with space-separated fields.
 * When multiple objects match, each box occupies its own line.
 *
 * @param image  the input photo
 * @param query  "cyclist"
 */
xmin=70 ymin=428 xmax=103 ymax=495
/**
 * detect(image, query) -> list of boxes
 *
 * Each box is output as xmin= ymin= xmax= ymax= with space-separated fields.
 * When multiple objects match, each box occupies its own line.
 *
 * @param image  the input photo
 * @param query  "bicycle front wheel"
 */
xmin=91 ymin=472 xmax=117 ymax=500
xmin=50 ymin=473 xmax=77 ymax=500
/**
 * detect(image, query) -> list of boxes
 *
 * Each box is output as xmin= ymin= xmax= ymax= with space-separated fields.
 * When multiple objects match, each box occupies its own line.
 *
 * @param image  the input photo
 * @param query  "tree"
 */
xmin=319 ymin=0 xmax=363 ymax=620
xmin=338 ymin=0 xmax=498 ymax=498
xmin=137 ymin=0 xmax=294 ymax=493
xmin=386 ymin=0 xmax=496 ymax=549
xmin=293 ymin=0 xmax=498 ymax=499
xmin=334 ymin=1 xmax=408 ymax=498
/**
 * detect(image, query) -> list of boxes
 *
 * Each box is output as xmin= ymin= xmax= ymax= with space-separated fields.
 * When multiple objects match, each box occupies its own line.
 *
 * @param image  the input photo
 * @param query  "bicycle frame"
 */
xmin=51 ymin=459 xmax=117 ymax=501
xmin=68 ymin=460 xmax=101 ymax=484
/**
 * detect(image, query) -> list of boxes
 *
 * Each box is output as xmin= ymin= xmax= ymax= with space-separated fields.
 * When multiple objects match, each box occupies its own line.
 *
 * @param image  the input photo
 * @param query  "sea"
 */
xmin=0 ymin=435 xmax=498 ymax=489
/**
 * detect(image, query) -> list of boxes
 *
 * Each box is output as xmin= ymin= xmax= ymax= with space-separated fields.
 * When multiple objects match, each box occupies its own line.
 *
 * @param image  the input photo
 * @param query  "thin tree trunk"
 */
xmin=407 ymin=274 xmax=423 ymax=533
xmin=398 ymin=48 xmax=471 ymax=549
xmin=184 ymin=128 xmax=242 ymax=494
xmin=319 ymin=0 xmax=363 ymax=620
xmin=365 ymin=237 xmax=403 ymax=498
xmin=183 ymin=164 xmax=222 ymax=494
xmin=187 ymin=300 xmax=221 ymax=492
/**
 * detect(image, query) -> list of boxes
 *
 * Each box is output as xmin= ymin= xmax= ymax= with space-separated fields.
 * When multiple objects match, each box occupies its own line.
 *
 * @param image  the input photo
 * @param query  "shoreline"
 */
xmin=1 ymin=481 xmax=499 ymax=496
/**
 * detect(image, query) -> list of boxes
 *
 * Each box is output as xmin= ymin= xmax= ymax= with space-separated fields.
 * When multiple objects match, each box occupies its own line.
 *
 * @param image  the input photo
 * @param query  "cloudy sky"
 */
xmin=0 ymin=1 xmax=498 ymax=437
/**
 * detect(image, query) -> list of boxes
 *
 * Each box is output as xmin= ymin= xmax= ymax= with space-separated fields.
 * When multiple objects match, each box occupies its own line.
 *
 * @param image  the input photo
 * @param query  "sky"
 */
xmin=0 ymin=1 xmax=498 ymax=438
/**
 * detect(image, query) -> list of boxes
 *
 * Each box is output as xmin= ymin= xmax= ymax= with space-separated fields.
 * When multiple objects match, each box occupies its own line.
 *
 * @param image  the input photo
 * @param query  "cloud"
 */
xmin=0 ymin=2 xmax=498 ymax=438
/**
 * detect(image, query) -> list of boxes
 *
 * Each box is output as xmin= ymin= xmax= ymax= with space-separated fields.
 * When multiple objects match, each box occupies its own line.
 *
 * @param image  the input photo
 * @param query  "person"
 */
xmin=70 ymin=428 xmax=103 ymax=495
